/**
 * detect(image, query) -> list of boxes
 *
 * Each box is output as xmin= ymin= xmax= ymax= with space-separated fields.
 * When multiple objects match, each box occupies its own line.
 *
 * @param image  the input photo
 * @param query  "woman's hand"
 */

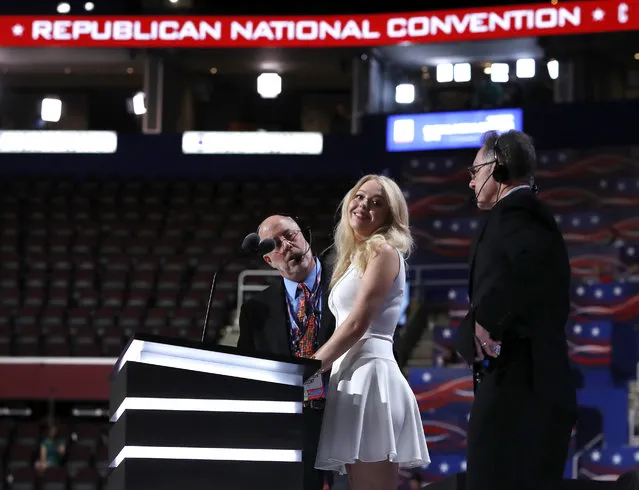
xmin=311 ymin=355 xmax=331 ymax=375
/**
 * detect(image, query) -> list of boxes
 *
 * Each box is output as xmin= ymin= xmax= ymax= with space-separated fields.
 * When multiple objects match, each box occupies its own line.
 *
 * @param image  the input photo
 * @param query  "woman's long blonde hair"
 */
xmin=329 ymin=174 xmax=413 ymax=289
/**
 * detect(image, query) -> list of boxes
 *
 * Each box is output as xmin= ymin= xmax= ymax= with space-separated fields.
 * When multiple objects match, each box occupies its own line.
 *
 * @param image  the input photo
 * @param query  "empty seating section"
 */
xmin=400 ymin=146 xmax=639 ymax=485
xmin=0 ymin=418 xmax=109 ymax=490
xmin=0 ymin=178 xmax=346 ymax=356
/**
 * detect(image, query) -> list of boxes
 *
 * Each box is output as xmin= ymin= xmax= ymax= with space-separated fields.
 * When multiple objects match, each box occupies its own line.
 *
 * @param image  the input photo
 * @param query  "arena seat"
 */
xmin=0 ymin=177 xmax=348 ymax=356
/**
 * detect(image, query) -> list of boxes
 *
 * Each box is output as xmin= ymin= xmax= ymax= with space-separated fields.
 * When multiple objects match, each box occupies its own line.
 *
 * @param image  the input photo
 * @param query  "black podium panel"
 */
xmin=108 ymin=334 xmax=315 ymax=490
xmin=111 ymin=361 xmax=303 ymax=411
xmin=109 ymin=410 xmax=303 ymax=457
xmin=108 ymin=459 xmax=304 ymax=490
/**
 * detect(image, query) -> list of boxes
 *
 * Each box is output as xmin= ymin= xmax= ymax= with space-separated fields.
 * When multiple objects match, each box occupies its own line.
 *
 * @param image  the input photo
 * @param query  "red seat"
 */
xmin=14 ymin=307 xmax=40 ymax=327
xmin=127 ymin=237 xmax=151 ymax=256
xmin=180 ymin=291 xmax=204 ymax=309
xmin=101 ymin=290 xmax=123 ymax=308
xmin=156 ymin=291 xmax=179 ymax=309
xmin=71 ymin=236 xmax=97 ymax=256
xmin=23 ymin=287 xmax=46 ymax=308
xmin=118 ymin=307 xmax=143 ymax=331
xmin=65 ymin=444 xmax=92 ymax=476
xmin=72 ymin=344 xmax=102 ymax=357
xmin=51 ymin=254 xmax=73 ymax=272
xmin=132 ymin=259 xmax=158 ymax=272
xmin=92 ymin=308 xmax=117 ymax=332
xmin=144 ymin=308 xmax=168 ymax=329
xmin=98 ymin=236 xmax=124 ymax=255
xmin=169 ymin=309 xmax=195 ymax=329
xmin=157 ymin=270 xmax=183 ymax=291
xmin=101 ymin=270 xmax=127 ymax=290
xmin=24 ymin=236 xmax=46 ymax=255
xmin=43 ymin=324 xmax=68 ymax=344
xmin=129 ymin=270 xmax=155 ymax=290
xmin=39 ymin=466 xmax=68 ymax=490
xmin=41 ymin=307 xmax=65 ymax=328
xmin=73 ymin=270 xmax=95 ymax=290
xmin=94 ymin=443 xmax=109 ymax=477
xmin=75 ymin=255 xmax=96 ymax=272
xmin=126 ymin=289 xmax=151 ymax=308
xmin=0 ymin=251 xmax=20 ymax=270
xmin=13 ymin=422 xmax=41 ymax=446
xmin=48 ymin=289 xmax=70 ymax=308
xmin=42 ymin=343 xmax=71 ymax=356
xmin=0 ymin=324 xmax=11 ymax=354
xmin=50 ymin=271 xmax=71 ymax=291
xmin=1 ymin=288 xmax=19 ymax=308
xmin=0 ymin=269 xmax=18 ymax=289
xmin=7 ymin=444 xmax=36 ymax=471
xmin=49 ymin=236 xmax=71 ymax=255
xmin=70 ymin=467 xmax=100 ymax=490
xmin=190 ymin=270 xmax=212 ymax=291
xmin=162 ymin=256 xmax=189 ymax=271
xmin=76 ymin=290 xmax=100 ymax=309
xmin=152 ymin=236 xmax=181 ymax=256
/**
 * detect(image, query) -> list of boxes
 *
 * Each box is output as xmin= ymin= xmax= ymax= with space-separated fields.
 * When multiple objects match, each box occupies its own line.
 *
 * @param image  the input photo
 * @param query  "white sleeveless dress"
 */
xmin=314 ymin=250 xmax=430 ymax=475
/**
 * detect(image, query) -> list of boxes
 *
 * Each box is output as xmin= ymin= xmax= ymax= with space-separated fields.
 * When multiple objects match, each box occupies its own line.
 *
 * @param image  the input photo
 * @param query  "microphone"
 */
xmin=258 ymin=238 xmax=276 ymax=255
xmin=200 ymin=232 xmax=264 ymax=343
xmin=241 ymin=233 xmax=261 ymax=252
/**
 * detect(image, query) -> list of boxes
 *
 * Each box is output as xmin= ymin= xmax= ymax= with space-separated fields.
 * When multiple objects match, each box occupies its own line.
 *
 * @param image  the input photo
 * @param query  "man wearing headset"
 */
xmin=237 ymin=214 xmax=338 ymax=490
xmin=454 ymin=130 xmax=577 ymax=490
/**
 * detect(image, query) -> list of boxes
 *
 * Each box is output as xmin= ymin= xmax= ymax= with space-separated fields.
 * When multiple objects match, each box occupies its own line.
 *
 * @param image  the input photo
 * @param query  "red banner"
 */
xmin=0 ymin=358 xmax=115 ymax=400
xmin=0 ymin=1 xmax=636 ymax=48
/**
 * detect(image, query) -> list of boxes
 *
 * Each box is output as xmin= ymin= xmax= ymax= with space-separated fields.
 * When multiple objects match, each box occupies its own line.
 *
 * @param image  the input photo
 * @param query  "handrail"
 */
xmin=235 ymin=269 xmax=280 ymax=319
xmin=235 ymin=264 xmax=468 ymax=327
xmin=572 ymin=432 xmax=604 ymax=479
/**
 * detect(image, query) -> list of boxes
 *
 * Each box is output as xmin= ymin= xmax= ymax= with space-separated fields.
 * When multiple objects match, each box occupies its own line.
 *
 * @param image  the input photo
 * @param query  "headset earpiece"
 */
xmin=491 ymin=137 xmax=510 ymax=184
xmin=492 ymin=164 xmax=510 ymax=183
xmin=291 ymin=216 xmax=311 ymax=244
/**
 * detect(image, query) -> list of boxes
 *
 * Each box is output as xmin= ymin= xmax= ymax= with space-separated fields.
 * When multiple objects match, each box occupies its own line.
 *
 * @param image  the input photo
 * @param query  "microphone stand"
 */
xmin=200 ymin=256 xmax=236 ymax=343
xmin=200 ymin=235 xmax=274 ymax=344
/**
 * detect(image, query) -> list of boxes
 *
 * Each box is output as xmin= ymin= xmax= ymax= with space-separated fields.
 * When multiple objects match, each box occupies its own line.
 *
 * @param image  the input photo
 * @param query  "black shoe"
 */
xmin=616 ymin=470 xmax=639 ymax=490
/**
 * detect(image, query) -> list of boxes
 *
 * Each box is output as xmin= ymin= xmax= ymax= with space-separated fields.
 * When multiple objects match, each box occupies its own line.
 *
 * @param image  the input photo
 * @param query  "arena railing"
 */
xmin=235 ymin=264 xmax=467 ymax=325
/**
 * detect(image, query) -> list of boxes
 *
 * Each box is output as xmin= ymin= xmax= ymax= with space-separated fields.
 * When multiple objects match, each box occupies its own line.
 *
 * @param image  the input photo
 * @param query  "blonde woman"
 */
xmin=312 ymin=175 xmax=430 ymax=490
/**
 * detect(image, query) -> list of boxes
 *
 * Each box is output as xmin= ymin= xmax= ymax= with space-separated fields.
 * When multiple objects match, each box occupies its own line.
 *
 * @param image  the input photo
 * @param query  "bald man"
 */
xmin=238 ymin=215 xmax=337 ymax=490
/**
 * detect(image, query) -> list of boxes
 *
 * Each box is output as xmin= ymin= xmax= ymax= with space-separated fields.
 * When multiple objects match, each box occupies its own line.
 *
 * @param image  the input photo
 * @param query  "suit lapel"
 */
xmin=467 ymin=191 xmax=526 ymax=297
xmin=264 ymin=281 xmax=292 ymax=355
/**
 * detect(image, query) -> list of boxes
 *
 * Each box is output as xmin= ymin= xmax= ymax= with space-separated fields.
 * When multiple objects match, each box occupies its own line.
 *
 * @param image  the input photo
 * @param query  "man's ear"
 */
xmin=263 ymin=255 xmax=272 ymax=265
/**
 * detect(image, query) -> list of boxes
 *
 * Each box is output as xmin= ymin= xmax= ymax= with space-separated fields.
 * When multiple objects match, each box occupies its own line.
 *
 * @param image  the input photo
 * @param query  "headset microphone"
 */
xmin=471 ymin=172 xmax=494 ymax=206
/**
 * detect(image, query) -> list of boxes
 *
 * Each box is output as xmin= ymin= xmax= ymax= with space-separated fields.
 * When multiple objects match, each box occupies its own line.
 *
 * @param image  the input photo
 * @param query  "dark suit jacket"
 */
xmin=455 ymin=188 xmax=577 ymax=412
xmin=237 ymin=258 xmax=336 ymax=358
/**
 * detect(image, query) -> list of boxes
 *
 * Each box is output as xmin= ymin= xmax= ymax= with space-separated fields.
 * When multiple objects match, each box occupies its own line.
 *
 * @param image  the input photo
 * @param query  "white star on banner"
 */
xmin=592 ymin=8 xmax=605 ymax=21
xmin=12 ymin=24 xmax=24 ymax=36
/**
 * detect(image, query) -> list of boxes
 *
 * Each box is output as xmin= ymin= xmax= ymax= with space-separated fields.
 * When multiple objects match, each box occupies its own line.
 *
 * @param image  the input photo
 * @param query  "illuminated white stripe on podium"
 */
xmin=116 ymin=339 xmax=302 ymax=386
xmin=111 ymin=397 xmax=302 ymax=422
xmin=111 ymin=446 xmax=301 ymax=468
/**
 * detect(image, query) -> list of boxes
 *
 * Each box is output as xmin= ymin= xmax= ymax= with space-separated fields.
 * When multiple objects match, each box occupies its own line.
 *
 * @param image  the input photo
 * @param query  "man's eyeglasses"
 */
xmin=467 ymin=159 xmax=496 ymax=178
xmin=272 ymin=229 xmax=301 ymax=253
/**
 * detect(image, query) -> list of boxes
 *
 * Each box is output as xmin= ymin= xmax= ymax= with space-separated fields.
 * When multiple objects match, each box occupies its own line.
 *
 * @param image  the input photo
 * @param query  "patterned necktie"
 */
xmin=295 ymin=282 xmax=317 ymax=358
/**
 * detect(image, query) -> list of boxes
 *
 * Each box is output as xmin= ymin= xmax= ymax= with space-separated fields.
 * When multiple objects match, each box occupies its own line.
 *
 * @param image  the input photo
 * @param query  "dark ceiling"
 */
xmin=0 ymin=0 xmax=531 ymax=15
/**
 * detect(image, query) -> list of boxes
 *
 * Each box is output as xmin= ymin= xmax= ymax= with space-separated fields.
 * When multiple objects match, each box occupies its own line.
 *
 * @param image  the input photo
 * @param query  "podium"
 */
xmin=107 ymin=333 xmax=319 ymax=490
